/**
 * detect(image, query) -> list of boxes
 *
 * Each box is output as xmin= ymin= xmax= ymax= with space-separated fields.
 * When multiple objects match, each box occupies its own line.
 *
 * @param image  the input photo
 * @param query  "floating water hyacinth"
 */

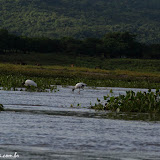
xmin=90 ymin=89 xmax=160 ymax=113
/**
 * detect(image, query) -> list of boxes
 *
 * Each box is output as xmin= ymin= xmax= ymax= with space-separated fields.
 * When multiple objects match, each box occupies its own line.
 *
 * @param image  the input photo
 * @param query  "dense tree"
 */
xmin=81 ymin=38 xmax=103 ymax=56
xmin=0 ymin=0 xmax=160 ymax=43
xmin=0 ymin=29 xmax=9 ymax=53
xmin=60 ymin=37 xmax=82 ymax=54
xmin=143 ymin=44 xmax=160 ymax=59
xmin=0 ymin=29 xmax=160 ymax=59
xmin=102 ymin=32 xmax=142 ymax=58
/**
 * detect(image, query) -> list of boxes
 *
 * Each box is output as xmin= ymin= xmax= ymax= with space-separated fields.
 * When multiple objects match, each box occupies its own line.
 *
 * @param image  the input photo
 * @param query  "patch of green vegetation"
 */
xmin=1 ymin=53 xmax=160 ymax=73
xmin=90 ymin=89 xmax=160 ymax=113
xmin=0 ymin=63 xmax=160 ymax=90
xmin=0 ymin=74 xmax=59 ymax=92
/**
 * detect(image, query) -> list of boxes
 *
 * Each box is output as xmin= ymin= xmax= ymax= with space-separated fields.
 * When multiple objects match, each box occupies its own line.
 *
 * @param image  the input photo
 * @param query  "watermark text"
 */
xmin=0 ymin=152 xmax=19 ymax=159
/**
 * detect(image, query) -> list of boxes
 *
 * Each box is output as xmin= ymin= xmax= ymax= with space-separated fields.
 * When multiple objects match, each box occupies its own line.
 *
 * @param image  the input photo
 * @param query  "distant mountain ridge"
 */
xmin=0 ymin=0 xmax=160 ymax=43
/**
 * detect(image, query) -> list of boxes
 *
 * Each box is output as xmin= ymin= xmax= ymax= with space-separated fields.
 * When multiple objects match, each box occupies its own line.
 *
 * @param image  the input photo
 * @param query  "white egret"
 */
xmin=72 ymin=82 xmax=87 ymax=93
xmin=23 ymin=79 xmax=37 ymax=87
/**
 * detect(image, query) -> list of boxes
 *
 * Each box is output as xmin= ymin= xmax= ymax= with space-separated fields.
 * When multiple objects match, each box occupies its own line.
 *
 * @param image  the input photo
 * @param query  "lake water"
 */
xmin=0 ymin=86 xmax=160 ymax=160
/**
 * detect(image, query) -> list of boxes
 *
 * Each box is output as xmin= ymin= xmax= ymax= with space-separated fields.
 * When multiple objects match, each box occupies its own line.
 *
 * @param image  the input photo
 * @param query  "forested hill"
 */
xmin=1 ymin=0 xmax=160 ymax=43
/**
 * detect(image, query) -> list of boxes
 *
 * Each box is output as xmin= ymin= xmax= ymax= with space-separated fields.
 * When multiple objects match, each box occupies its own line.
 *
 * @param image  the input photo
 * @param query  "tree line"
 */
xmin=0 ymin=29 xmax=160 ymax=59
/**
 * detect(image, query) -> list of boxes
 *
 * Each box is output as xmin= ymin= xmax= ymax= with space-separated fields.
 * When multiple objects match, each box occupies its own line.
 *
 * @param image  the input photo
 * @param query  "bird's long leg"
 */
xmin=81 ymin=87 xmax=85 ymax=90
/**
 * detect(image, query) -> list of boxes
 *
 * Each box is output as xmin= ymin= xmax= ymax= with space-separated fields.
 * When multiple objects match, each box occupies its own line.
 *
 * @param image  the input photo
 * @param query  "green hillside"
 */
xmin=1 ymin=0 xmax=160 ymax=43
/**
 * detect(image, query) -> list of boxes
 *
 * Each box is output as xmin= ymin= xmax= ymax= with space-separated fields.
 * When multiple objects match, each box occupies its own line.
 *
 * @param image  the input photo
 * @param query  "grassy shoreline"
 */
xmin=1 ymin=53 xmax=160 ymax=89
xmin=0 ymin=62 xmax=160 ymax=89
xmin=1 ymin=52 xmax=160 ymax=72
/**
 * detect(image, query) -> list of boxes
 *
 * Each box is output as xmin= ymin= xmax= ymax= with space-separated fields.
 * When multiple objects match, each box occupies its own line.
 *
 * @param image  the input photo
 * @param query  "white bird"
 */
xmin=72 ymin=82 xmax=87 ymax=93
xmin=23 ymin=79 xmax=37 ymax=87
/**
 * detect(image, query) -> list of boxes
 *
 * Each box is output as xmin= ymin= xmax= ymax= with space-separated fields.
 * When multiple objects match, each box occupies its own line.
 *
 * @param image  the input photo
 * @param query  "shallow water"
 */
xmin=0 ymin=86 xmax=160 ymax=160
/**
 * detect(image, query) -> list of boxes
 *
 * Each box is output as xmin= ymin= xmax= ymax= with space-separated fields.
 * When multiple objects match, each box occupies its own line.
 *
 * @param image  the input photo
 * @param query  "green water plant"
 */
xmin=0 ymin=73 xmax=59 ymax=92
xmin=90 ymin=89 xmax=160 ymax=113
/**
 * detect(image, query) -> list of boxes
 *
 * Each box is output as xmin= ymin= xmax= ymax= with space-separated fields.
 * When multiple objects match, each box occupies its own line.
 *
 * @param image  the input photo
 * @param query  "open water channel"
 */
xmin=0 ymin=86 xmax=160 ymax=160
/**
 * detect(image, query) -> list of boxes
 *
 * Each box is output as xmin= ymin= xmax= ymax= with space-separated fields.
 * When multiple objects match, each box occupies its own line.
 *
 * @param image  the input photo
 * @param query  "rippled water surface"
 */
xmin=0 ymin=86 xmax=160 ymax=160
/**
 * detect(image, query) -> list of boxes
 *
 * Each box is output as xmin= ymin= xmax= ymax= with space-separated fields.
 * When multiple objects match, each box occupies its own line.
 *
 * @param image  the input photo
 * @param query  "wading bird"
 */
xmin=72 ymin=82 xmax=87 ymax=93
xmin=22 ymin=79 xmax=37 ymax=87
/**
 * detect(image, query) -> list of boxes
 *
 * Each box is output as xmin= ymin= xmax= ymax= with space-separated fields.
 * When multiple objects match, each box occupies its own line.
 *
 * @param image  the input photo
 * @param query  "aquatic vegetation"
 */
xmin=90 ymin=89 xmax=160 ymax=113
xmin=0 ymin=73 xmax=59 ymax=92
xmin=0 ymin=104 xmax=4 ymax=111
xmin=0 ymin=63 xmax=160 ymax=90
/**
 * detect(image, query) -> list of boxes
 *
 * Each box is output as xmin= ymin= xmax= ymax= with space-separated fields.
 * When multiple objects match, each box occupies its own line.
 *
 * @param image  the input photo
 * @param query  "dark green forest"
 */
xmin=0 ymin=29 xmax=160 ymax=59
xmin=0 ymin=0 xmax=160 ymax=43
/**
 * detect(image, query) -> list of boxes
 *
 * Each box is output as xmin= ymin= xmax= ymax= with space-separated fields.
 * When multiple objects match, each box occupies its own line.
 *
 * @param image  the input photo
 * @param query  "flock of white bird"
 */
xmin=23 ymin=79 xmax=87 ymax=93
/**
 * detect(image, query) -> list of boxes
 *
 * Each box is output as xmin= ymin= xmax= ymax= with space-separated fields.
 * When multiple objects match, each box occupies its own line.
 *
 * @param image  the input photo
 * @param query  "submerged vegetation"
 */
xmin=0 ymin=104 xmax=4 ymax=111
xmin=90 ymin=89 xmax=160 ymax=113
